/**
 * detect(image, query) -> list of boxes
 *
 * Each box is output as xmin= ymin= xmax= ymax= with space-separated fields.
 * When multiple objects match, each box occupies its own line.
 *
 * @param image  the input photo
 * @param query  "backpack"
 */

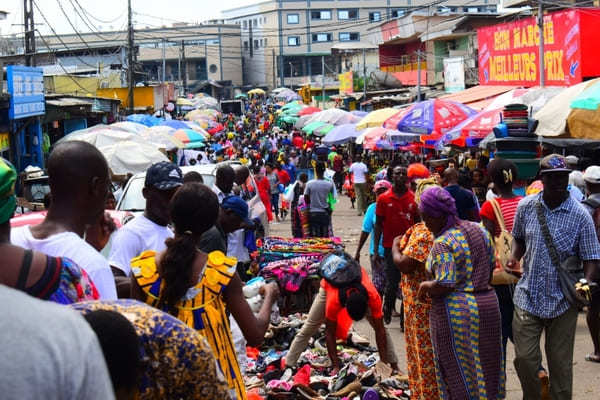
xmin=582 ymin=196 xmax=600 ymax=240
xmin=490 ymin=199 xmax=519 ymax=285
xmin=319 ymin=252 xmax=367 ymax=307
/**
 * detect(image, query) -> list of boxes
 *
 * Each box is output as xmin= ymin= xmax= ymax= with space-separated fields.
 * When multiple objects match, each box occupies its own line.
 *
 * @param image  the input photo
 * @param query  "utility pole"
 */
xmin=181 ymin=41 xmax=187 ymax=94
xmin=178 ymin=41 xmax=182 ymax=86
xmin=538 ymin=2 xmax=545 ymax=87
xmin=23 ymin=0 xmax=35 ymax=66
xmin=127 ymin=0 xmax=135 ymax=113
xmin=321 ymin=55 xmax=325 ymax=108
xmin=272 ymin=48 xmax=276 ymax=88
xmin=362 ymin=48 xmax=367 ymax=108
xmin=416 ymin=49 xmax=422 ymax=101
xmin=161 ymin=38 xmax=166 ymax=84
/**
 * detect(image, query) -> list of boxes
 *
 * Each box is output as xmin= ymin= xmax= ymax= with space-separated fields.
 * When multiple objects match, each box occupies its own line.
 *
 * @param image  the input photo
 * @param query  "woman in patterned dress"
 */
xmin=417 ymin=186 xmax=504 ymax=399
xmin=391 ymin=178 xmax=440 ymax=400
xmin=130 ymin=183 xmax=279 ymax=400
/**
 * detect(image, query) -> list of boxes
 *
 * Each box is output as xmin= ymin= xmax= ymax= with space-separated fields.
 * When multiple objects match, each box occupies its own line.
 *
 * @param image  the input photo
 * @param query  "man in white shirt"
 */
xmin=109 ymin=162 xmax=183 ymax=296
xmin=348 ymin=154 xmax=369 ymax=216
xmin=0 ymin=285 xmax=115 ymax=399
xmin=11 ymin=141 xmax=117 ymax=299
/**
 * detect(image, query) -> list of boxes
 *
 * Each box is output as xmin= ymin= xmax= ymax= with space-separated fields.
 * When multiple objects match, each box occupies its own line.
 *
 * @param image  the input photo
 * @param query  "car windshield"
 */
xmin=117 ymin=174 xmax=216 ymax=212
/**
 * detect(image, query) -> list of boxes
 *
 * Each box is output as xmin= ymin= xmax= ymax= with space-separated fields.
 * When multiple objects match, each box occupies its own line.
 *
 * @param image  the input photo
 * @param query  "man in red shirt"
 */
xmin=374 ymin=166 xmax=419 ymax=324
xmin=292 ymin=133 xmax=304 ymax=150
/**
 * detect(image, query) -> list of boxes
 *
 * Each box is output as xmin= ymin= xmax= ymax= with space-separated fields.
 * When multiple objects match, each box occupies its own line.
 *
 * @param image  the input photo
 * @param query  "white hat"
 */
xmin=583 ymin=165 xmax=600 ymax=184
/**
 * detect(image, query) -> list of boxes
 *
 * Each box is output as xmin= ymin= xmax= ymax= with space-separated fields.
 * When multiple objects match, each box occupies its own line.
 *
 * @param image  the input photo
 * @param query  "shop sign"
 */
xmin=443 ymin=57 xmax=465 ymax=93
xmin=0 ymin=133 xmax=9 ymax=152
xmin=6 ymin=65 xmax=45 ymax=119
xmin=338 ymin=71 xmax=353 ymax=95
xmin=478 ymin=10 xmax=581 ymax=86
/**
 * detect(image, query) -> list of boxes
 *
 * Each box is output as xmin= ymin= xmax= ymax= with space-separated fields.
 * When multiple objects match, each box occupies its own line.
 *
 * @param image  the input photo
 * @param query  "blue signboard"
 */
xmin=6 ymin=65 xmax=45 ymax=120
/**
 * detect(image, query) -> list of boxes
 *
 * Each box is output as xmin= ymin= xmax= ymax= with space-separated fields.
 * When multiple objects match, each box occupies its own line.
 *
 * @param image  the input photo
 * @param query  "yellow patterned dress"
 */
xmin=132 ymin=250 xmax=246 ymax=400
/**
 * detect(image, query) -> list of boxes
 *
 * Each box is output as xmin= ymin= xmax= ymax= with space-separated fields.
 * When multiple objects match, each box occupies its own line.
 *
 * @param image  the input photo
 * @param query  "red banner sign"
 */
xmin=478 ymin=10 xmax=582 ymax=86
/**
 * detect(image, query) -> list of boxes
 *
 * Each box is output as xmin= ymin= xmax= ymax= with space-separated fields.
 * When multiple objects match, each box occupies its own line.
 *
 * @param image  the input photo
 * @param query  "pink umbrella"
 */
xmin=357 ymin=127 xmax=388 ymax=150
xmin=438 ymin=108 xmax=503 ymax=148
xmin=297 ymin=106 xmax=322 ymax=116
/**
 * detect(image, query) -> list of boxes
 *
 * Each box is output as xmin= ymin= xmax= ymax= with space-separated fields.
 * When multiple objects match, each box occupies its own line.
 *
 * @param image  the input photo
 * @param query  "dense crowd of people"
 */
xmin=1 ymin=98 xmax=600 ymax=400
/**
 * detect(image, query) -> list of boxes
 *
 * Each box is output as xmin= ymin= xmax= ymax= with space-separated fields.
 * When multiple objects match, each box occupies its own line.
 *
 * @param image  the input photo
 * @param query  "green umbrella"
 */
xmin=313 ymin=124 xmax=335 ymax=137
xmin=280 ymin=115 xmax=299 ymax=124
xmin=235 ymin=93 xmax=248 ymax=99
xmin=281 ymin=100 xmax=301 ymax=111
xmin=302 ymin=121 xmax=326 ymax=135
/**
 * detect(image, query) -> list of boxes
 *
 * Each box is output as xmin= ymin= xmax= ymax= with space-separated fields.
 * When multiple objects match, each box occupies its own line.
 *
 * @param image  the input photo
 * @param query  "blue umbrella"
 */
xmin=350 ymin=110 xmax=368 ymax=118
xmin=126 ymin=114 xmax=162 ymax=127
xmin=322 ymin=124 xmax=363 ymax=145
xmin=160 ymin=120 xmax=189 ymax=130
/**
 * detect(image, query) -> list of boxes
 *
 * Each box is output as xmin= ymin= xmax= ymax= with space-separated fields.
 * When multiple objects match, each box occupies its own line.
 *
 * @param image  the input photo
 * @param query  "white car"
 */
xmin=116 ymin=162 xmax=269 ymax=235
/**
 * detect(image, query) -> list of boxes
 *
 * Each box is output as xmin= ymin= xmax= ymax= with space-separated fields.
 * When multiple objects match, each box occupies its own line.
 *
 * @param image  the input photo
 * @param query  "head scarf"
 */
xmin=414 ymin=177 xmax=439 ymax=205
xmin=0 ymin=158 xmax=17 ymax=224
xmin=418 ymin=186 xmax=458 ymax=236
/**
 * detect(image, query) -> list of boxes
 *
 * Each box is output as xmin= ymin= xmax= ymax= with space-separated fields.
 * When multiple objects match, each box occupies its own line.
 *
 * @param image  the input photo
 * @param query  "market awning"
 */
xmin=439 ymin=85 xmax=518 ymax=110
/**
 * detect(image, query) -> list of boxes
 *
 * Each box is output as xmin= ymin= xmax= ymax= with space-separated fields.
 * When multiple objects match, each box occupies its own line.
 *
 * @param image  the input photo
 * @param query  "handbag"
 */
xmin=490 ymin=199 xmax=519 ymax=285
xmin=535 ymin=201 xmax=589 ymax=308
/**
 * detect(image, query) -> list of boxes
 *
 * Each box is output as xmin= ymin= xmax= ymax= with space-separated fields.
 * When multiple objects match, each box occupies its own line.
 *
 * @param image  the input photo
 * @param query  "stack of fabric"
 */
xmin=502 ymin=104 xmax=531 ymax=137
xmin=244 ymin=314 xmax=411 ymax=400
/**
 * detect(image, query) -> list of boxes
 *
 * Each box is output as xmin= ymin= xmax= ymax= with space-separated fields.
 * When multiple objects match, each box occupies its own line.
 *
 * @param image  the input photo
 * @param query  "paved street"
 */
xmin=269 ymin=195 xmax=600 ymax=399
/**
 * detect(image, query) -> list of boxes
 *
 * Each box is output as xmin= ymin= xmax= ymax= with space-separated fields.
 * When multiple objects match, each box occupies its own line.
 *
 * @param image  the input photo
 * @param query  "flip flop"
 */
xmin=585 ymin=354 xmax=600 ymax=363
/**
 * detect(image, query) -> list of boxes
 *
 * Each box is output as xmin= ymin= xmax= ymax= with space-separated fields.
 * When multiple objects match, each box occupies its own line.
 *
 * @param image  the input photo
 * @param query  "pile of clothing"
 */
xmin=244 ymin=314 xmax=411 ymax=400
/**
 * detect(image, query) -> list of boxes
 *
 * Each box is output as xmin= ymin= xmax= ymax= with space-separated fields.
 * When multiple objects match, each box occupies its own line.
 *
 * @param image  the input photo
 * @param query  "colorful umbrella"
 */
xmin=172 ymin=129 xmax=206 ymax=144
xmin=386 ymin=131 xmax=422 ymax=144
xmin=126 ymin=114 xmax=162 ymax=127
xmin=383 ymin=106 xmax=414 ymax=130
xmin=139 ymin=127 xmax=184 ymax=150
xmin=297 ymin=106 xmax=322 ymax=116
xmin=440 ymin=108 xmax=503 ymax=148
xmin=322 ymin=124 xmax=363 ymax=145
xmin=302 ymin=121 xmax=327 ymax=135
xmin=207 ymin=123 xmax=225 ymax=135
xmin=356 ymin=127 xmax=387 ymax=149
xmin=313 ymin=124 xmax=335 ymax=137
xmin=396 ymin=99 xmax=477 ymax=137
xmin=356 ymin=108 xmax=400 ymax=130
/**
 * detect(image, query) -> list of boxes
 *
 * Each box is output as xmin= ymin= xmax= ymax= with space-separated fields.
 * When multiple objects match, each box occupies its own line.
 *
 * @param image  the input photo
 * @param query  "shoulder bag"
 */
xmin=535 ymin=201 xmax=589 ymax=308
xmin=490 ymin=199 xmax=519 ymax=285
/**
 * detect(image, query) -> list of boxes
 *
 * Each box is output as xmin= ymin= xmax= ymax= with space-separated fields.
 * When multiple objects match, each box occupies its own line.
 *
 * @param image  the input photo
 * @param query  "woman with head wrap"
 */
xmin=417 ymin=186 xmax=504 ymax=400
xmin=391 ymin=177 xmax=440 ymax=399
xmin=0 ymin=158 xmax=98 ymax=304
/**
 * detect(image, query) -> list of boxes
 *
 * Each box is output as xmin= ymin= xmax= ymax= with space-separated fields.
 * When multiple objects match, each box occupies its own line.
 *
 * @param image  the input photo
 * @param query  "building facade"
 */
xmin=222 ymin=0 xmax=498 ymax=89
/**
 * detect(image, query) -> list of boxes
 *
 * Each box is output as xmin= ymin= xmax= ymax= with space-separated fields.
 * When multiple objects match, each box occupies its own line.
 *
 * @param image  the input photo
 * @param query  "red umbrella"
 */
xmin=441 ymin=108 xmax=502 ymax=148
xmin=383 ymin=106 xmax=414 ymax=129
xmin=297 ymin=106 xmax=322 ymax=116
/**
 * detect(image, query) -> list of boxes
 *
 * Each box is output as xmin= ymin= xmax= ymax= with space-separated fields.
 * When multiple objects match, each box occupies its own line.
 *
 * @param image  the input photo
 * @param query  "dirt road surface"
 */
xmin=269 ymin=195 xmax=600 ymax=399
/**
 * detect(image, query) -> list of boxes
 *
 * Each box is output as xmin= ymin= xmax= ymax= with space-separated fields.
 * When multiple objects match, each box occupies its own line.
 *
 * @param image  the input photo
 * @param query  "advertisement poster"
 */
xmin=477 ymin=10 xmax=582 ymax=86
xmin=6 ymin=65 xmax=45 ymax=120
xmin=443 ymin=57 xmax=465 ymax=93
xmin=338 ymin=71 xmax=354 ymax=95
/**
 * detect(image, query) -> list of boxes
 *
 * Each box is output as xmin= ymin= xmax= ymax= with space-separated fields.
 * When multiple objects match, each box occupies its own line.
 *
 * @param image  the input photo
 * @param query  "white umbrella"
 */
xmin=100 ymin=140 xmax=169 ymax=176
xmin=139 ymin=126 xmax=184 ymax=150
xmin=59 ymin=127 xmax=147 ymax=148
xmin=306 ymin=109 xmax=359 ymax=126
xmin=110 ymin=121 xmax=148 ymax=134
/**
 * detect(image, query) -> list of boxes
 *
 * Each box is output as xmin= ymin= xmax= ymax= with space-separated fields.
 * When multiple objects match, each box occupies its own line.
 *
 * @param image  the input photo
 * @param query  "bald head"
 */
xmin=48 ymin=141 xmax=109 ymax=203
xmin=442 ymin=168 xmax=459 ymax=185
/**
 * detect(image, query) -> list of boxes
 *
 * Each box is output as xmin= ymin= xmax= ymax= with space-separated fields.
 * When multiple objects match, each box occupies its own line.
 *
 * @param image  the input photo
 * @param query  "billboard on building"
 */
xmin=339 ymin=71 xmax=353 ymax=95
xmin=6 ymin=66 xmax=45 ymax=119
xmin=477 ymin=9 xmax=600 ymax=87
xmin=443 ymin=57 xmax=465 ymax=93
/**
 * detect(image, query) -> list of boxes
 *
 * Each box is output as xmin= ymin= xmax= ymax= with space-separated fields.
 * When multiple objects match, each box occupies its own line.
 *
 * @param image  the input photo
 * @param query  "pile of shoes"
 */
xmin=243 ymin=314 xmax=411 ymax=399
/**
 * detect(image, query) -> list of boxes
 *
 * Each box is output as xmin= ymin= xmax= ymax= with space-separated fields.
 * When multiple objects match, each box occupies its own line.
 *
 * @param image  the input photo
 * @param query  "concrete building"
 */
xmin=0 ymin=24 xmax=243 ymax=93
xmin=222 ymin=0 xmax=499 ymax=89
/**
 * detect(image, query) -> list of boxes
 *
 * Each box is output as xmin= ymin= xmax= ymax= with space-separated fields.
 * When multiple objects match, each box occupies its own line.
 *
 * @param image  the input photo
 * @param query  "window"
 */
xmin=254 ymin=39 xmax=259 ymax=49
xmin=287 ymin=13 xmax=299 ymax=24
xmin=243 ymin=20 xmax=247 ymax=29
xmin=391 ymin=9 xmax=405 ymax=18
xmin=339 ymin=32 xmax=359 ymax=42
xmin=243 ymin=41 xmax=248 ymax=51
xmin=311 ymin=10 xmax=331 ymax=20
xmin=369 ymin=12 xmax=381 ymax=22
xmin=253 ymin=18 xmax=257 ymax=26
xmin=338 ymin=9 xmax=358 ymax=20
xmin=264 ymin=38 xmax=267 ymax=47
xmin=260 ymin=39 xmax=264 ymax=47
xmin=288 ymin=36 xmax=300 ymax=46
xmin=312 ymin=33 xmax=332 ymax=43
xmin=209 ymin=64 xmax=217 ymax=74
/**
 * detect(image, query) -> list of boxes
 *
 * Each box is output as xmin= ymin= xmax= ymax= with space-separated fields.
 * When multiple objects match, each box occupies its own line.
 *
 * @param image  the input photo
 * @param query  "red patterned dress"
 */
xmin=397 ymin=222 xmax=440 ymax=400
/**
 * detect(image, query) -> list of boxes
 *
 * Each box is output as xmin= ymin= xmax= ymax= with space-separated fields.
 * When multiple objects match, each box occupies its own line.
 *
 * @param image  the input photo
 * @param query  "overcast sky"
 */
xmin=0 ymin=0 xmax=260 ymax=36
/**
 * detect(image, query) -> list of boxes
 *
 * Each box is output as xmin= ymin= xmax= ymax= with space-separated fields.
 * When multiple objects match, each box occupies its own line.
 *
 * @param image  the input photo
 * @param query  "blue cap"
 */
xmin=221 ymin=195 xmax=253 ymax=226
xmin=144 ymin=161 xmax=183 ymax=190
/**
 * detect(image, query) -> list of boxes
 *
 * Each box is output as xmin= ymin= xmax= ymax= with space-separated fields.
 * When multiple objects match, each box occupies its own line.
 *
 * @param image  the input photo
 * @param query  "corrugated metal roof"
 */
xmin=46 ymin=98 xmax=93 ymax=107
xmin=440 ymin=85 xmax=518 ymax=109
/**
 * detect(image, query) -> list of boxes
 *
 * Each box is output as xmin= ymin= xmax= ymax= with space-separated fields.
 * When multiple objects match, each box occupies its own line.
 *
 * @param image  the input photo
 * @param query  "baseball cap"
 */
xmin=539 ymin=154 xmax=571 ymax=174
xmin=584 ymin=166 xmax=600 ymax=184
xmin=373 ymin=180 xmax=392 ymax=193
xmin=221 ymin=195 xmax=253 ymax=227
xmin=144 ymin=161 xmax=183 ymax=190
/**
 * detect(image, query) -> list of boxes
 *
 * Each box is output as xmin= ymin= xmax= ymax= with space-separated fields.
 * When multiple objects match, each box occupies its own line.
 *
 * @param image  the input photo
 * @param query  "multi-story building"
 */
xmin=222 ymin=0 xmax=498 ymax=89
xmin=0 ymin=24 xmax=243 ymax=90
